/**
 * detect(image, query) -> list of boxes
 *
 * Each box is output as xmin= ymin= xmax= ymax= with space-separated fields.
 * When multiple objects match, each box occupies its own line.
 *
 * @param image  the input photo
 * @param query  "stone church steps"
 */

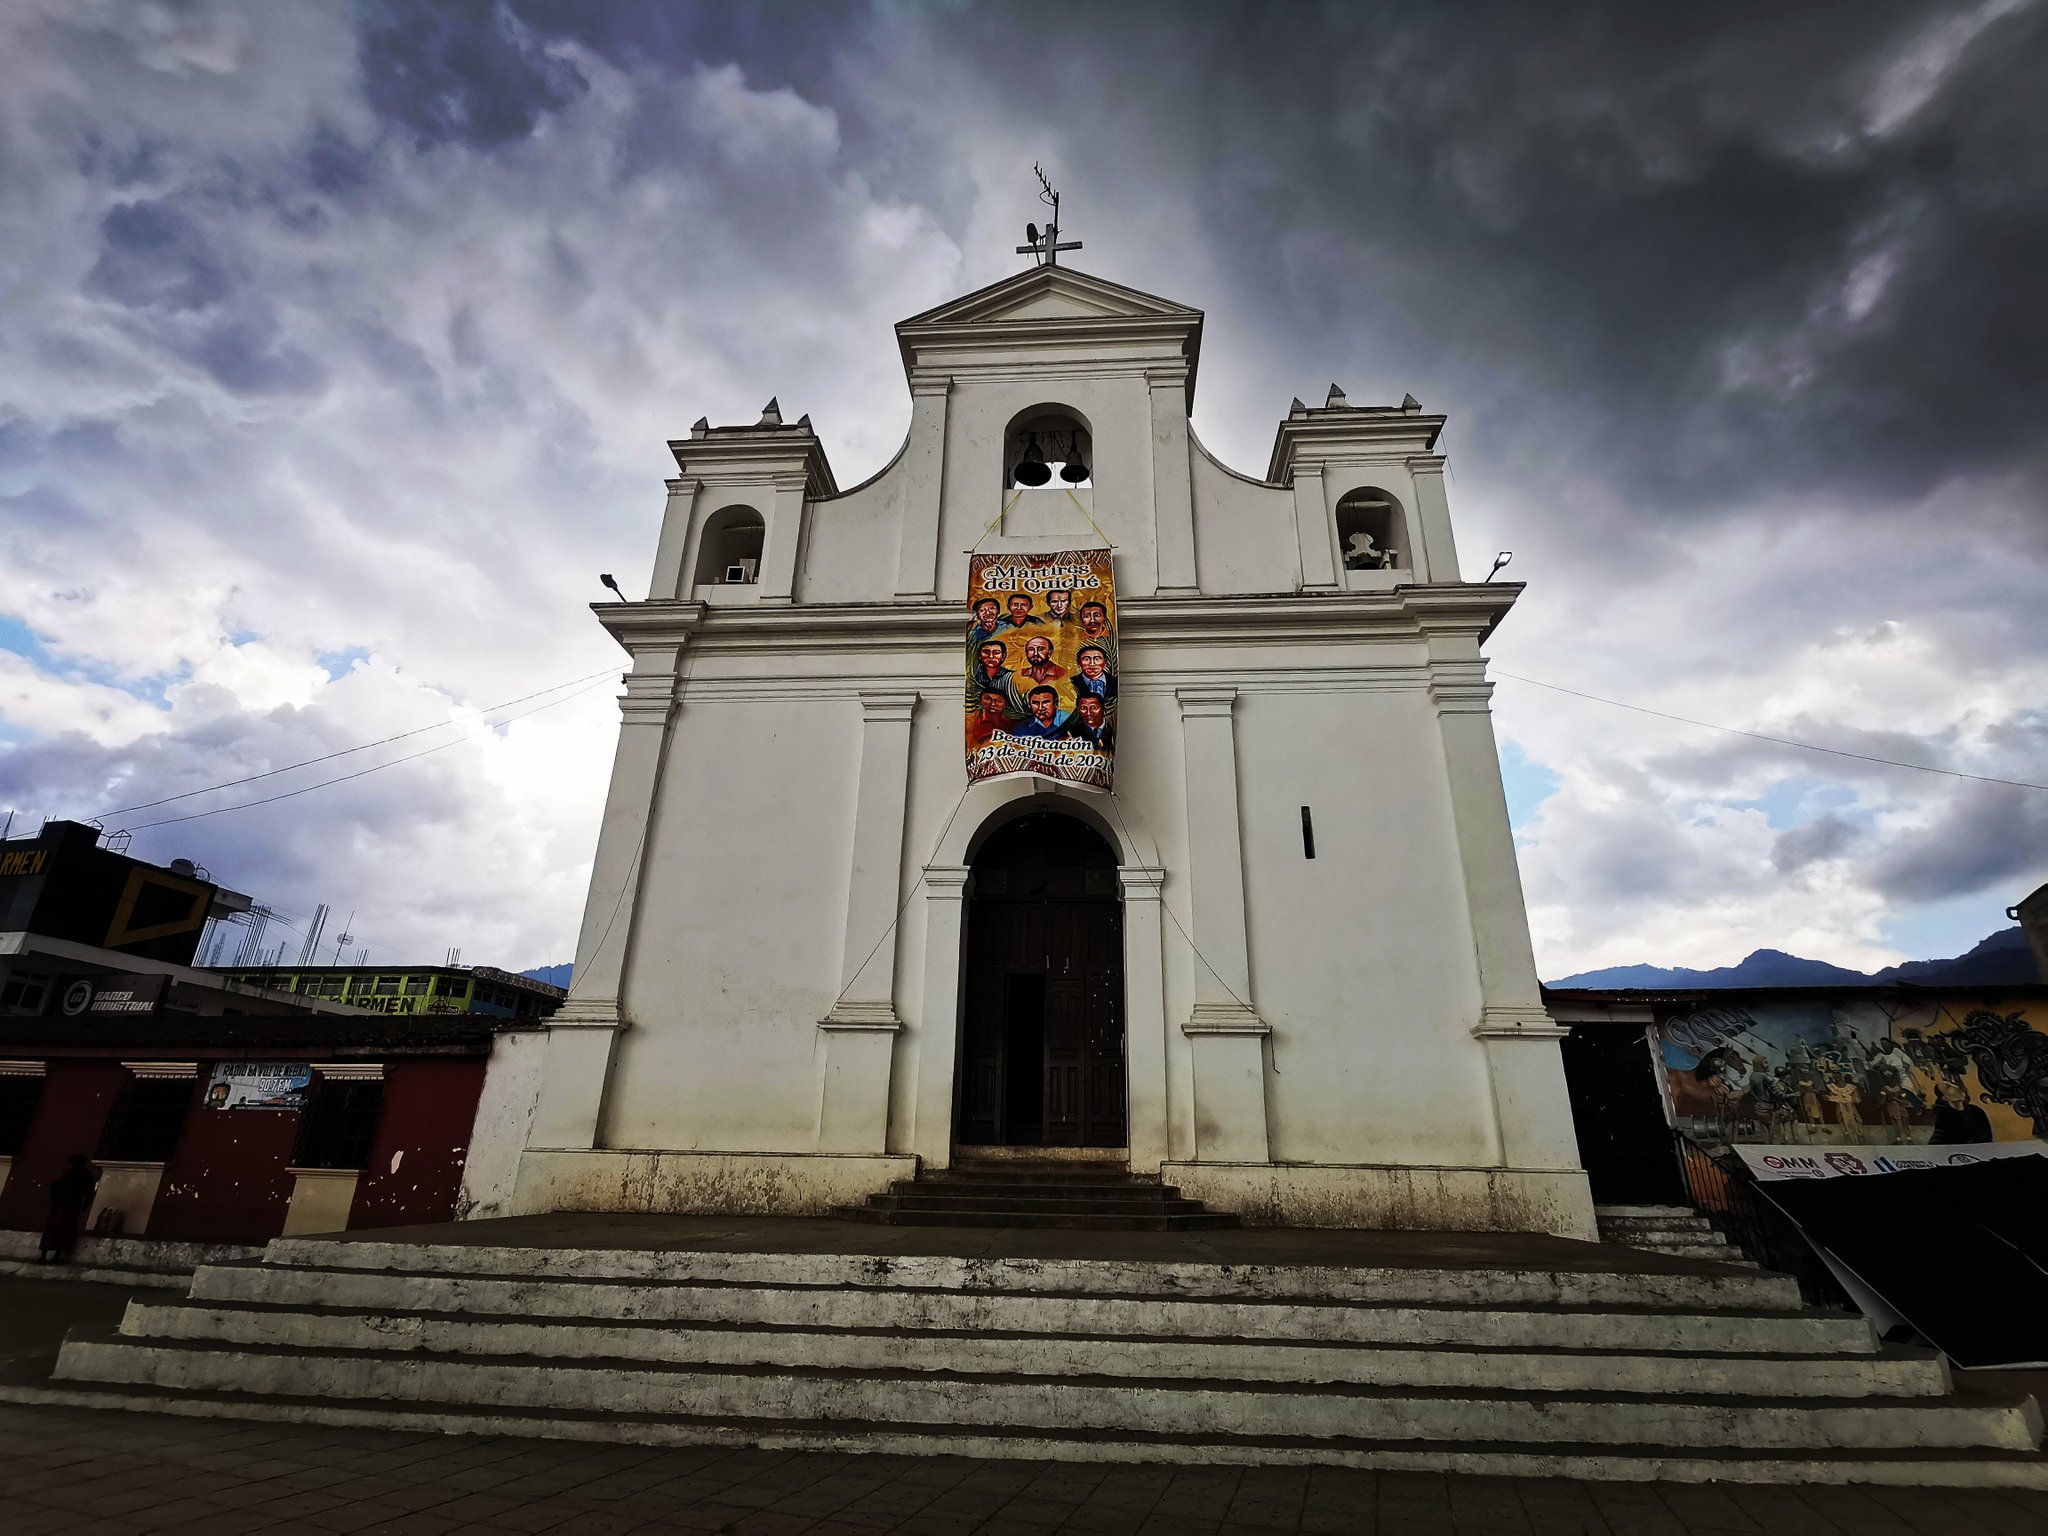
xmin=13 ymin=1238 xmax=2044 ymax=1485
xmin=177 ymin=1263 xmax=1881 ymax=1355
xmin=833 ymin=1162 xmax=1245 ymax=1231
xmin=1597 ymin=1205 xmax=1754 ymax=1265
xmin=108 ymin=1300 xmax=1949 ymax=1398
xmin=13 ymin=1373 xmax=2047 ymax=1487
xmin=254 ymin=1236 xmax=1796 ymax=1308
xmin=51 ymin=1332 xmax=2030 ymax=1452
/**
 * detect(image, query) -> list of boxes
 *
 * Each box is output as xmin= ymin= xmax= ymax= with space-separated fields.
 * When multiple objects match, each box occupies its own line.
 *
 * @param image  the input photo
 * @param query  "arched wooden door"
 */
xmin=958 ymin=812 xmax=1126 ymax=1148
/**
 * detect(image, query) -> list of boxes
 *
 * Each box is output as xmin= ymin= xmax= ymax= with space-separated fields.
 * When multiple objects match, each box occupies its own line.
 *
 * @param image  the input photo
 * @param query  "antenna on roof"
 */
xmin=1016 ymin=165 xmax=1083 ymax=268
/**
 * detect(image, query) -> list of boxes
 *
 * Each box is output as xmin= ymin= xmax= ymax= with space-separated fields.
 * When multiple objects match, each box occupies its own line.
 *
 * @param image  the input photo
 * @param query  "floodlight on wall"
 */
xmin=600 ymin=573 xmax=627 ymax=600
xmin=1012 ymin=433 xmax=1052 ymax=487
xmin=1485 ymin=551 xmax=1514 ymax=582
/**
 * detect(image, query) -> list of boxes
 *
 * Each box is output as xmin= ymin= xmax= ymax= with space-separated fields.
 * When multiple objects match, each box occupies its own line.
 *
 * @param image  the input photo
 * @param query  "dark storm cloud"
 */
xmin=1773 ymin=812 xmax=1864 ymax=874
xmin=1873 ymin=782 xmax=2048 ymax=899
xmin=358 ymin=0 xmax=590 ymax=149
xmin=87 ymin=201 xmax=234 ymax=311
xmin=6 ymin=0 xmax=2042 ymax=971
xmin=849 ymin=0 xmax=2048 ymax=514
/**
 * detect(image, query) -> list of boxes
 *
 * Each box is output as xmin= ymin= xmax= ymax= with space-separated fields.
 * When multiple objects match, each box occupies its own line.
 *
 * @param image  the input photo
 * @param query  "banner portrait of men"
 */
xmin=964 ymin=548 xmax=1115 ymax=789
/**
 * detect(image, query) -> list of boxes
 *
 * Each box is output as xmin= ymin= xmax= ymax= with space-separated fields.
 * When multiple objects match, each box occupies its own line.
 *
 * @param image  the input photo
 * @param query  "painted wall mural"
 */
xmin=1658 ymin=995 xmax=2048 ymax=1146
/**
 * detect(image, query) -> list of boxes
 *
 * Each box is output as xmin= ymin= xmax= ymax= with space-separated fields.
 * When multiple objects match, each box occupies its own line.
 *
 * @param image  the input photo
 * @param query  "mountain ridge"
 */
xmin=1548 ymin=926 xmax=2037 ymax=990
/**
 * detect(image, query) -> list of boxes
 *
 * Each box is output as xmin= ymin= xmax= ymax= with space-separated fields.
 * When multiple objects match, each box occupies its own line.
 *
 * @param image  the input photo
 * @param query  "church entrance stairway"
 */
xmin=830 ymin=1160 xmax=1241 ymax=1230
xmin=5 ymin=1214 xmax=2047 ymax=1485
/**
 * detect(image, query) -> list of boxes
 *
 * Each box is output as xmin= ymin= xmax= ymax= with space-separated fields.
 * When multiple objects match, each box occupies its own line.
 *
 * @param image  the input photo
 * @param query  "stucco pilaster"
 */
xmin=893 ymin=375 xmax=952 ymax=598
xmin=815 ymin=1020 xmax=902 ymax=1154
xmin=535 ymin=649 xmax=678 ymax=1150
xmin=649 ymin=477 xmax=701 ymax=600
xmin=1409 ymin=455 xmax=1463 ymax=584
xmin=1174 ymin=685 xmax=1271 ymax=1163
xmin=909 ymin=865 xmax=971 ymax=1167
xmin=1118 ymin=865 xmax=1170 ymax=1172
xmin=1148 ymin=369 xmax=1198 ymax=594
xmin=757 ymin=476 xmax=808 ymax=602
xmin=823 ymin=692 xmax=918 ymax=1022
xmin=1428 ymin=649 xmax=1584 ymax=1177
xmin=1174 ymin=686 xmax=1258 ymax=1016
xmin=1291 ymin=461 xmax=1339 ymax=592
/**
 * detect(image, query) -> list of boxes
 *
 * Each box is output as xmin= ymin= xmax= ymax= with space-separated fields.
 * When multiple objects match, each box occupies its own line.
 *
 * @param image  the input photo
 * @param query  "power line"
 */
xmin=98 ymin=665 xmax=623 ymax=818
xmin=1491 ymin=670 xmax=2048 ymax=794
xmin=120 ymin=677 xmax=614 ymax=832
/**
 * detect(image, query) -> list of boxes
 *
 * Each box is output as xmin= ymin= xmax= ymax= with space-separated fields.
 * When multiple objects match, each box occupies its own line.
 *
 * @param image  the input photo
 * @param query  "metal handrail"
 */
xmin=1671 ymin=1130 xmax=1854 ymax=1311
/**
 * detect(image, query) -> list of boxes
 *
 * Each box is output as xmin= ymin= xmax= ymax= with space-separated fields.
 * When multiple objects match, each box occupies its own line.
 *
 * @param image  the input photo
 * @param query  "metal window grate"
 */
xmin=99 ymin=1078 xmax=196 ymax=1162
xmin=292 ymin=1079 xmax=384 ymax=1170
xmin=0 ymin=1074 xmax=44 ymax=1157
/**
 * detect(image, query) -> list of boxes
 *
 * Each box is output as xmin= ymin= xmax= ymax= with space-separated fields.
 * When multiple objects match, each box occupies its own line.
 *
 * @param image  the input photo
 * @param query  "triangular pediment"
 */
xmin=900 ymin=266 xmax=1201 ymax=329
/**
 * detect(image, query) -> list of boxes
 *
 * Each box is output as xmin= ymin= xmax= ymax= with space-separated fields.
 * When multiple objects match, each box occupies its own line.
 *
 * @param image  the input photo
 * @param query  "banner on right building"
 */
xmin=964 ymin=548 xmax=1116 ymax=790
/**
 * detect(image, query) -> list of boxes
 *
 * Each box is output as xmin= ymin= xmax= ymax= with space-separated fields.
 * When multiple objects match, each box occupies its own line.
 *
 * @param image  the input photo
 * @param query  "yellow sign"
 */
xmin=965 ymin=548 xmax=1115 ymax=789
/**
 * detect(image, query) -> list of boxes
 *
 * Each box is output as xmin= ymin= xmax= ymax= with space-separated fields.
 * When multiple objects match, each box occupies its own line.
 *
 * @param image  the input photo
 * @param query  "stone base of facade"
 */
xmin=1162 ymin=1161 xmax=1598 ymax=1241
xmin=512 ymin=1149 xmax=916 ymax=1218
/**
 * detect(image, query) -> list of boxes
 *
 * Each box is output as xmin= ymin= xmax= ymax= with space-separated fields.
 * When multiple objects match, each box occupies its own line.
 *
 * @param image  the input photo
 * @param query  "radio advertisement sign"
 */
xmin=203 ymin=1063 xmax=313 ymax=1112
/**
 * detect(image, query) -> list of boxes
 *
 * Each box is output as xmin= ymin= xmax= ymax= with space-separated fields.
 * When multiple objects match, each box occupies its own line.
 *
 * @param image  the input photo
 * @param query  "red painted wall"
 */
xmin=349 ymin=1059 xmax=486 ymax=1230
xmin=147 ymin=1100 xmax=299 ymax=1243
xmin=0 ymin=1061 xmax=127 ymax=1231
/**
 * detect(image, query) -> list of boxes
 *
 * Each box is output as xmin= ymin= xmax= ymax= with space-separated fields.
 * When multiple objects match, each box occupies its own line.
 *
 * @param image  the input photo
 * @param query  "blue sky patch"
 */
xmin=1497 ymin=739 xmax=1561 ymax=831
xmin=1732 ymin=776 xmax=1861 ymax=830
xmin=318 ymin=647 xmax=371 ymax=680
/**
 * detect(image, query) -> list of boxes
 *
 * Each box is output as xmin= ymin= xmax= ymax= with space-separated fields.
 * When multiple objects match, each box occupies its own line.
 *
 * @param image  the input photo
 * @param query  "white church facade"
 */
xmin=507 ymin=263 xmax=1596 ymax=1239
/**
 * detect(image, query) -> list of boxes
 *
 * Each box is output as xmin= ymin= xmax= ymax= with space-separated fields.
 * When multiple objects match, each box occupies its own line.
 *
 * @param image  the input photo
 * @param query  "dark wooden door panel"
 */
xmin=957 ymin=813 xmax=1127 ymax=1149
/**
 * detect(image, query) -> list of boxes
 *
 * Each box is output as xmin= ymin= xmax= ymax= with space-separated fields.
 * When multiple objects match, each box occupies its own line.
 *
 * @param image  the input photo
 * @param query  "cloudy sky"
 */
xmin=2 ymin=0 xmax=2043 ymax=978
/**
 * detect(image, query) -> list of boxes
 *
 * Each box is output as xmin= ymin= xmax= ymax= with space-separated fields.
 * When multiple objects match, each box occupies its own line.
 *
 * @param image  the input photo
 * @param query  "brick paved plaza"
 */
xmin=5 ymin=1277 xmax=2048 ymax=1535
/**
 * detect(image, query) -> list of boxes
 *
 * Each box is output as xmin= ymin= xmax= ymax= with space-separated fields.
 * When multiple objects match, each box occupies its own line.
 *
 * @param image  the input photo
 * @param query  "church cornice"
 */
xmin=591 ymin=583 xmax=1522 ymax=657
xmin=1267 ymin=411 xmax=1448 ymax=483
xmin=665 ymin=427 xmax=838 ymax=500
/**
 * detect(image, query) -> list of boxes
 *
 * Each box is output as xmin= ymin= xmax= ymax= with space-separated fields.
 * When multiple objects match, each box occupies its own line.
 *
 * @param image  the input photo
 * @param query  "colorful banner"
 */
xmin=1737 ymin=1142 xmax=2048 ymax=1181
xmin=203 ymin=1062 xmax=312 ymax=1111
xmin=965 ymin=548 xmax=1116 ymax=789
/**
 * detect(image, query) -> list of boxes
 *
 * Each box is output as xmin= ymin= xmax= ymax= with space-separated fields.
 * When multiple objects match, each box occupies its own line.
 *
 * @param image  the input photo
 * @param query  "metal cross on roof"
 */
xmin=1016 ymin=163 xmax=1082 ymax=267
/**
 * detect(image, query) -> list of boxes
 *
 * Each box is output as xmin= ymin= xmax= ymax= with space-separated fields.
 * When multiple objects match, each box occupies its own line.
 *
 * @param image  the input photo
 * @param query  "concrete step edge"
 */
xmin=61 ymin=1331 xmax=2009 ymax=1415
xmin=185 ymin=1262 xmax=1837 ymax=1320
xmin=6 ymin=1379 xmax=2044 ymax=1485
xmin=242 ymin=1243 xmax=1809 ymax=1308
xmin=117 ymin=1301 xmax=1931 ymax=1369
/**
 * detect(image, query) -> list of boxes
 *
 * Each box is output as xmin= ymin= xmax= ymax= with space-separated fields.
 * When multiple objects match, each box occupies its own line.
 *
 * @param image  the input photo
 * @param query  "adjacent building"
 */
xmin=0 ymin=820 xmax=551 ymax=1245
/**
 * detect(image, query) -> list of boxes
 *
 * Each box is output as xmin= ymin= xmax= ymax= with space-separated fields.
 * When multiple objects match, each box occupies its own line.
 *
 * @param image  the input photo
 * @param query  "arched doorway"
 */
xmin=957 ymin=811 xmax=1125 ymax=1149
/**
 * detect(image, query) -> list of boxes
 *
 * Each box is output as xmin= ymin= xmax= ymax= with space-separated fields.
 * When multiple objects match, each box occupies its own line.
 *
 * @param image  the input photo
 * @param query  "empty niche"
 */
xmin=695 ymin=505 xmax=765 ymax=587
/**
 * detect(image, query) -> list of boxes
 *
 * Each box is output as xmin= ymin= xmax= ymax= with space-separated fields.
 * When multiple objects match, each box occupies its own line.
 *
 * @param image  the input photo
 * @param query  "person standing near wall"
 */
xmin=1928 ymin=1082 xmax=1994 ymax=1144
xmin=40 ymin=1153 xmax=98 ymax=1263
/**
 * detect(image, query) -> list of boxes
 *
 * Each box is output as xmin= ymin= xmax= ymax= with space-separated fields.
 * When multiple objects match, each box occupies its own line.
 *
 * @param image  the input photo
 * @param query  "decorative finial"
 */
xmin=1289 ymin=397 xmax=1307 ymax=417
xmin=758 ymin=397 xmax=782 ymax=426
xmin=1325 ymin=383 xmax=1347 ymax=408
xmin=1015 ymin=164 xmax=1082 ymax=268
xmin=1401 ymin=392 xmax=1421 ymax=413
xmin=796 ymin=413 xmax=812 ymax=428
xmin=690 ymin=416 xmax=709 ymax=438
